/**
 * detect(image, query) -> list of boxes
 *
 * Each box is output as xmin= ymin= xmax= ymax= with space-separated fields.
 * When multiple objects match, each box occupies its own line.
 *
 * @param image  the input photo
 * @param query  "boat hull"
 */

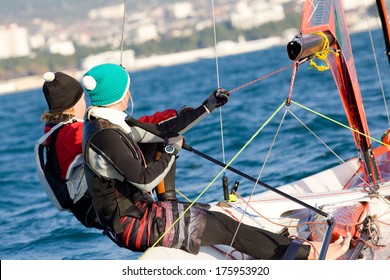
xmin=142 ymin=147 xmax=390 ymax=260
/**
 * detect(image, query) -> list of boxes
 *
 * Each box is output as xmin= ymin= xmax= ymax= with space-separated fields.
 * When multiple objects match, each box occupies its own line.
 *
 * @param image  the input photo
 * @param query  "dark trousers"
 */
xmin=201 ymin=211 xmax=310 ymax=259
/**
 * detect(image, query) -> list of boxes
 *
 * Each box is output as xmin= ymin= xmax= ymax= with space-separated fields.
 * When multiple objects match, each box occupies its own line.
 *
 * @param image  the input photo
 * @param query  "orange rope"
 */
xmin=228 ymin=63 xmax=294 ymax=94
xmin=231 ymin=192 xmax=390 ymax=239
xmin=232 ymin=192 xmax=327 ymax=229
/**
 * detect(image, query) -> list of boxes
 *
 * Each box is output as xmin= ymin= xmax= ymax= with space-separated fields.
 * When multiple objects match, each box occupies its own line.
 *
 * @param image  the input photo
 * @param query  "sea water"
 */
xmin=1 ymin=30 xmax=389 ymax=260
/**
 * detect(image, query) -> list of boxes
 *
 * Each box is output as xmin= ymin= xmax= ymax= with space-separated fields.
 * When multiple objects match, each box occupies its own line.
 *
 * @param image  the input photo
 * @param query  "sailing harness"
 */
xmin=35 ymin=118 xmax=101 ymax=228
xmin=83 ymin=117 xmax=156 ymax=246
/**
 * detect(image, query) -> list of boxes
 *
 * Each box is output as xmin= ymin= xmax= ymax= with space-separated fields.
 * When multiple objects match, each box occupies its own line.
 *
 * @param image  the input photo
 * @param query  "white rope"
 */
xmin=362 ymin=0 xmax=390 ymax=126
xmin=288 ymin=109 xmax=369 ymax=188
xmin=211 ymin=0 xmax=221 ymax=89
xmin=224 ymin=107 xmax=290 ymax=259
xmin=119 ymin=0 xmax=134 ymax=117
xmin=119 ymin=0 xmax=127 ymax=66
xmin=211 ymin=0 xmax=227 ymax=165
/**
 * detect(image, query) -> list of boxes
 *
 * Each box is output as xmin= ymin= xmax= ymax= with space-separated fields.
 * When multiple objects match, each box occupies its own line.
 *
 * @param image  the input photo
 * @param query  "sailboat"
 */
xmin=141 ymin=0 xmax=390 ymax=260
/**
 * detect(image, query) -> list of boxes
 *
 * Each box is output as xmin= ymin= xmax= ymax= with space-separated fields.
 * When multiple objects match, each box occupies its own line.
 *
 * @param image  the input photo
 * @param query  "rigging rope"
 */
xmin=119 ymin=0 xmax=127 ymax=66
xmin=118 ymin=0 xmax=135 ymax=117
xmin=114 ymin=0 xmax=390 ymax=260
xmin=228 ymin=64 xmax=294 ymax=94
xmin=220 ymin=49 xmax=388 ymax=256
xmin=140 ymin=101 xmax=286 ymax=260
xmin=211 ymin=0 xmax=227 ymax=167
xmin=225 ymin=62 xmax=298 ymax=259
xmin=288 ymin=109 xmax=369 ymax=188
xmin=211 ymin=0 xmax=221 ymax=89
xmin=362 ymin=0 xmax=390 ymax=126
xmin=224 ymin=106 xmax=289 ymax=259
xmin=139 ymin=94 xmax=389 ymax=259
xmin=289 ymin=100 xmax=390 ymax=192
xmin=221 ymin=191 xmax=389 ymax=257
xmin=286 ymin=62 xmax=299 ymax=105
xmin=308 ymin=31 xmax=339 ymax=72
xmin=292 ymin=100 xmax=390 ymax=148
xmin=228 ymin=63 xmax=299 ymax=258
xmin=224 ymin=60 xmax=299 ymax=257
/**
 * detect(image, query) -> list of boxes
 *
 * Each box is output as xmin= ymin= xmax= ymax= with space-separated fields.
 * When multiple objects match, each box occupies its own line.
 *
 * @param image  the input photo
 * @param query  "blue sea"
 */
xmin=1 ymin=30 xmax=389 ymax=260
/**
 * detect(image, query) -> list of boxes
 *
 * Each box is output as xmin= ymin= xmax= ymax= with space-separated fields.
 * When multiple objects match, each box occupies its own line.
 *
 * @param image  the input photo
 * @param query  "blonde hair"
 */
xmin=41 ymin=107 xmax=75 ymax=123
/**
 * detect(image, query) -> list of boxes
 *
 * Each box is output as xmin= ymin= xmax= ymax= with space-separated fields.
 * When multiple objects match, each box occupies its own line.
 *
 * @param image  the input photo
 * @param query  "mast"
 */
xmin=287 ymin=0 xmax=380 ymax=190
xmin=376 ymin=0 xmax=390 ymax=66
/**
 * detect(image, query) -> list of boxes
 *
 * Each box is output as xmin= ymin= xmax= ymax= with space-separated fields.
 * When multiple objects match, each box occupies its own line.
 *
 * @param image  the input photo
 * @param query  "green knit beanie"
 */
xmin=82 ymin=63 xmax=130 ymax=106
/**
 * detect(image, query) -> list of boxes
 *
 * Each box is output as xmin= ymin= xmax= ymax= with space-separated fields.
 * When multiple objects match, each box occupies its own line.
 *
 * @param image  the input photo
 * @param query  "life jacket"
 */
xmin=35 ymin=119 xmax=102 ymax=229
xmin=138 ymin=108 xmax=177 ymax=124
xmin=83 ymin=117 xmax=154 ymax=236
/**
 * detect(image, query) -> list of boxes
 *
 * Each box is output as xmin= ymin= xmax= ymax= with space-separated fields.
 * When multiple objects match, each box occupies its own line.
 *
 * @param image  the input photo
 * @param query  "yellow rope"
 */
xmin=291 ymin=100 xmax=390 ymax=147
xmin=309 ymin=32 xmax=339 ymax=72
xmin=139 ymin=101 xmax=286 ymax=260
xmin=140 ymin=99 xmax=389 ymax=260
xmin=175 ymin=188 xmax=192 ymax=202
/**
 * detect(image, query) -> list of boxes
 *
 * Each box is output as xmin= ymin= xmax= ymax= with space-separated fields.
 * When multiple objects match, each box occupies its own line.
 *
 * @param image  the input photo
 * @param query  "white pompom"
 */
xmin=43 ymin=72 xmax=55 ymax=82
xmin=82 ymin=76 xmax=97 ymax=90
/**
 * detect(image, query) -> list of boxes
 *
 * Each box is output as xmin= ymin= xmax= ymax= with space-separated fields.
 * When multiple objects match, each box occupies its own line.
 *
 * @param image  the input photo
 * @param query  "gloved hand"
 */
xmin=203 ymin=88 xmax=229 ymax=112
xmin=165 ymin=135 xmax=184 ymax=155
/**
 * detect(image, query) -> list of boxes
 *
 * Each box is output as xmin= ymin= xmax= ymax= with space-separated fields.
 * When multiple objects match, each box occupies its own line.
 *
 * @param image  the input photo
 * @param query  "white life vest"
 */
xmin=34 ymin=120 xmax=88 ymax=211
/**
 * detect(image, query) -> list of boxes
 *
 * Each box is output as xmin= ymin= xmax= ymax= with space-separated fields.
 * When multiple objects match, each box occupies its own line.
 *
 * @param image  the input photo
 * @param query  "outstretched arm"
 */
xmin=126 ymin=88 xmax=230 ymax=143
xmin=156 ymin=87 xmax=230 ymax=135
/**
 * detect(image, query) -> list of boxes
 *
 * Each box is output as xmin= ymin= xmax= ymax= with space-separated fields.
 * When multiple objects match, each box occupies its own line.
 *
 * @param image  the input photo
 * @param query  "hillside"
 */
xmin=0 ymin=0 xmax=182 ymax=25
xmin=0 ymin=0 xmax=378 ymax=84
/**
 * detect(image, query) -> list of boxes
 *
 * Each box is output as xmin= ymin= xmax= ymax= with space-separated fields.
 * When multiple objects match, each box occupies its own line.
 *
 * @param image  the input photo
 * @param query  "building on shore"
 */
xmin=0 ymin=24 xmax=30 ymax=59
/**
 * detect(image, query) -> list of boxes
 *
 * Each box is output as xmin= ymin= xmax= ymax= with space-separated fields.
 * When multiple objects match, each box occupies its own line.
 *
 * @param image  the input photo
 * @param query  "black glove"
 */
xmin=202 ymin=88 xmax=229 ymax=112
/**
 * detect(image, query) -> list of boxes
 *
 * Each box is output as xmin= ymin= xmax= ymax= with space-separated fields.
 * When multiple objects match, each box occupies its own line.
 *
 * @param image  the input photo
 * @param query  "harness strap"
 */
xmin=46 ymin=123 xmax=63 ymax=180
xmin=103 ymin=227 xmax=123 ymax=247
xmin=83 ymin=117 xmax=156 ymax=235
xmin=282 ymin=230 xmax=311 ymax=260
xmin=36 ymin=121 xmax=73 ymax=210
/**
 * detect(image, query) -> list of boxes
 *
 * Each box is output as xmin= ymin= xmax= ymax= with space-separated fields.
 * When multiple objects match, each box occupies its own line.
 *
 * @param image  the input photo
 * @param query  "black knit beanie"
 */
xmin=42 ymin=72 xmax=84 ymax=113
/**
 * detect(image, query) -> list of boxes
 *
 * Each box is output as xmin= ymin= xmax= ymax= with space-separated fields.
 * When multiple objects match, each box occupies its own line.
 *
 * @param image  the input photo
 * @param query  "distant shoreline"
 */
xmin=0 ymin=36 xmax=285 ymax=96
xmin=0 ymin=21 xmax=377 ymax=96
